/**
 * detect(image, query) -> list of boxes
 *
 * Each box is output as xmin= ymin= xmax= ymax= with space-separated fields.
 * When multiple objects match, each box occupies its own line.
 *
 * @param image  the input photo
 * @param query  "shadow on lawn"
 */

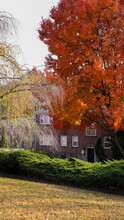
xmin=0 ymin=172 xmax=124 ymax=196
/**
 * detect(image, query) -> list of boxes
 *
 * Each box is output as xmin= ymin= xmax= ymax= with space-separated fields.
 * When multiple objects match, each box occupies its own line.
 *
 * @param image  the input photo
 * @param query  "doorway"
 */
xmin=87 ymin=148 xmax=94 ymax=163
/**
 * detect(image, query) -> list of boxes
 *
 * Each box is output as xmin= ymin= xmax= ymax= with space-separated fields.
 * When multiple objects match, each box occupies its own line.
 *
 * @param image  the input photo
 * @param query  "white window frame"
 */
xmin=103 ymin=136 xmax=111 ymax=149
xmin=40 ymin=115 xmax=51 ymax=125
xmin=40 ymin=116 xmax=43 ymax=124
xmin=72 ymin=136 xmax=78 ymax=147
xmin=49 ymin=135 xmax=53 ymax=146
xmin=39 ymin=134 xmax=43 ymax=145
xmin=39 ymin=134 xmax=53 ymax=146
xmin=86 ymin=127 xmax=96 ymax=136
xmin=61 ymin=135 xmax=67 ymax=147
xmin=44 ymin=135 xmax=49 ymax=145
xmin=50 ymin=117 xmax=53 ymax=123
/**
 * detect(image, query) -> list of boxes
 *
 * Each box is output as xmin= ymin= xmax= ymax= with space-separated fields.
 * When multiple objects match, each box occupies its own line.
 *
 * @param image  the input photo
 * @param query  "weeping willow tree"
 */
xmin=0 ymin=11 xmax=62 ymax=150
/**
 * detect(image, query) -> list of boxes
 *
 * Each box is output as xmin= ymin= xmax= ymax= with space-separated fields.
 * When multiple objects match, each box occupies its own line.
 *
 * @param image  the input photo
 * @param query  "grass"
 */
xmin=0 ymin=175 xmax=124 ymax=219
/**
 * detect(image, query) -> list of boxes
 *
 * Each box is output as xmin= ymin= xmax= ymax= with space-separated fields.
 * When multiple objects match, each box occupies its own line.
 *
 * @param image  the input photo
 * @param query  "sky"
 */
xmin=1 ymin=0 xmax=59 ymax=69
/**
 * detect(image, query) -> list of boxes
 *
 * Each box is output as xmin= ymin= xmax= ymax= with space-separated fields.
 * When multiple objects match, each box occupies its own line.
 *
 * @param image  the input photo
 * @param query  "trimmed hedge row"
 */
xmin=0 ymin=150 xmax=124 ymax=190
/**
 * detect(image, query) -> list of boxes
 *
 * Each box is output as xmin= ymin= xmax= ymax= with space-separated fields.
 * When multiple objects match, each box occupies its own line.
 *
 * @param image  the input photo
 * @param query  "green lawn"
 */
xmin=0 ymin=175 xmax=124 ymax=219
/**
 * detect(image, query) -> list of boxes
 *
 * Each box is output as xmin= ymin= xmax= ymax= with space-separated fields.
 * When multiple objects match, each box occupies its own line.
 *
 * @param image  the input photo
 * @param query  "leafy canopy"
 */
xmin=39 ymin=0 xmax=124 ymax=133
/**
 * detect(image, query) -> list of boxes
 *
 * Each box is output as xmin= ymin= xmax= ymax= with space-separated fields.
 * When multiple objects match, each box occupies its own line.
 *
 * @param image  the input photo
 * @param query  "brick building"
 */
xmin=35 ymin=109 xmax=112 ymax=162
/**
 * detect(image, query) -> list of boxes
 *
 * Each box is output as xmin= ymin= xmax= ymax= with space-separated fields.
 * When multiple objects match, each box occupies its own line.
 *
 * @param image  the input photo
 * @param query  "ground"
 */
xmin=0 ymin=175 xmax=124 ymax=219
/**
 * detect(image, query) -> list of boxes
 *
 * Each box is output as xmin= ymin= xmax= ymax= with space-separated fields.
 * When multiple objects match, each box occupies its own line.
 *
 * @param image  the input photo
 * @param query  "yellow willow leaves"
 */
xmin=0 ymin=42 xmax=20 ymax=78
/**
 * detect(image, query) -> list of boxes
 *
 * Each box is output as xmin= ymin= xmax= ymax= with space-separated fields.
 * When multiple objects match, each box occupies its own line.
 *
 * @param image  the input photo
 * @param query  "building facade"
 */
xmin=35 ymin=109 xmax=112 ymax=162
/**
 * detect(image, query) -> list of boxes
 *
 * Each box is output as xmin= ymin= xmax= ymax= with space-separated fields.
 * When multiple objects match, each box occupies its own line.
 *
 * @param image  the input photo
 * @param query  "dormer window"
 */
xmin=50 ymin=117 xmax=53 ymax=123
xmin=40 ymin=115 xmax=51 ymax=124
xmin=40 ymin=116 xmax=43 ymax=124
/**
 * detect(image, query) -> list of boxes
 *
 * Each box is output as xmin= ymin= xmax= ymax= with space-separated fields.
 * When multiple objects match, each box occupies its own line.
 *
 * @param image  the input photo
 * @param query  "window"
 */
xmin=45 ymin=116 xmax=50 ymax=124
xmin=50 ymin=117 xmax=53 ymax=123
xmin=44 ymin=135 xmax=49 ymax=145
xmin=86 ymin=128 xmax=96 ymax=136
xmin=39 ymin=135 xmax=43 ymax=145
xmin=104 ymin=136 xmax=111 ymax=149
xmin=40 ymin=115 xmax=51 ymax=124
xmin=49 ymin=135 xmax=53 ymax=146
xmin=40 ymin=116 xmax=43 ymax=124
xmin=61 ymin=135 xmax=67 ymax=147
xmin=72 ymin=136 xmax=78 ymax=147
xmin=39 ymin=135 xmax=53 ymax=146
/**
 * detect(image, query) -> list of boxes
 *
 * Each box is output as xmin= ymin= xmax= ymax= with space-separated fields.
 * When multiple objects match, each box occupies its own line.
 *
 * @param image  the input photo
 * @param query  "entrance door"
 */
xmin=87 ymin=148 xmax=94 ymax=163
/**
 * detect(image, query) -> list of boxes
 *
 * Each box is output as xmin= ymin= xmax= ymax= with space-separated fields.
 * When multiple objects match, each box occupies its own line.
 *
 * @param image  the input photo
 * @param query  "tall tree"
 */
xmin=38 ymin=0 xmax=124 ymax=150
xmin=0 ymin=12 xmax=61 ymax=118
xmin=0 ymin=11 xmax=20 ymax=83
xmin=0 ymin=12 xmax=60 ymax=149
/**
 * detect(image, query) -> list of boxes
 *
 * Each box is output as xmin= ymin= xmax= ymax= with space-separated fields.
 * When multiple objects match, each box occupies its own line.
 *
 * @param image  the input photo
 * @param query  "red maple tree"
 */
xmin=38 ymin=0 xmax=124 ymax=150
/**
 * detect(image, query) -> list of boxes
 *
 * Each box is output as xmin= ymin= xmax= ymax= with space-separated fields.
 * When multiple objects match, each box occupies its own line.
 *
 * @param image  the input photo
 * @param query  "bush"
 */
xmin=111 ymin=140 xmax=124 ymax=160
xmin=0 ymin=150 xmax=124 ymax=191
xmin=95 ymin=138 xmax=106 ymax=162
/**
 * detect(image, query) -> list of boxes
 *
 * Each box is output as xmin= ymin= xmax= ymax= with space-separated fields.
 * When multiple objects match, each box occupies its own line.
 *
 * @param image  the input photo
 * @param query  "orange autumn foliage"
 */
xmin=39 ymin=0 xmax=124 ymax=134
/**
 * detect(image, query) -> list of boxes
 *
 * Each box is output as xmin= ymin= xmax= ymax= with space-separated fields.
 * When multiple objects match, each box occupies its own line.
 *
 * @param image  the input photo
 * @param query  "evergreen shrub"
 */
xmin=0 ymin=150 xmax=124 ymax=191
xmin=95 ymin=138 xmax=106 ymax=162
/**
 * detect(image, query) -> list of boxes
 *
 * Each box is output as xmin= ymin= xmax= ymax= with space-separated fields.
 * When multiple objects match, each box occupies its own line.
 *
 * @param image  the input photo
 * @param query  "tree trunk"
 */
xmin=111 ymin=131 xmax=124 ymax=160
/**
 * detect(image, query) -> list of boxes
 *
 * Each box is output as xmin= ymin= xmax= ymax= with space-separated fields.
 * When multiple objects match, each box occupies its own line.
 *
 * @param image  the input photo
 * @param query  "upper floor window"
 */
xmin=72 ymin=136 xmax=78 ymax=147
xmin=61 ymin=135 xmax=67 ymax=147
xmin=40 ymin=115 xmax=51 ymax=124
xmin=86 ymin=127 xmax=96 ymax=136
xmin=104 ymin=136 xmax=111 ymax=149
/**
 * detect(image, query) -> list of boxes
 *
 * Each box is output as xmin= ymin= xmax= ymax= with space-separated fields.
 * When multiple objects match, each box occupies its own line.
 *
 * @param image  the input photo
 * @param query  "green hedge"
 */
xmin=0 ymin=150 xmax=124 ymax=191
